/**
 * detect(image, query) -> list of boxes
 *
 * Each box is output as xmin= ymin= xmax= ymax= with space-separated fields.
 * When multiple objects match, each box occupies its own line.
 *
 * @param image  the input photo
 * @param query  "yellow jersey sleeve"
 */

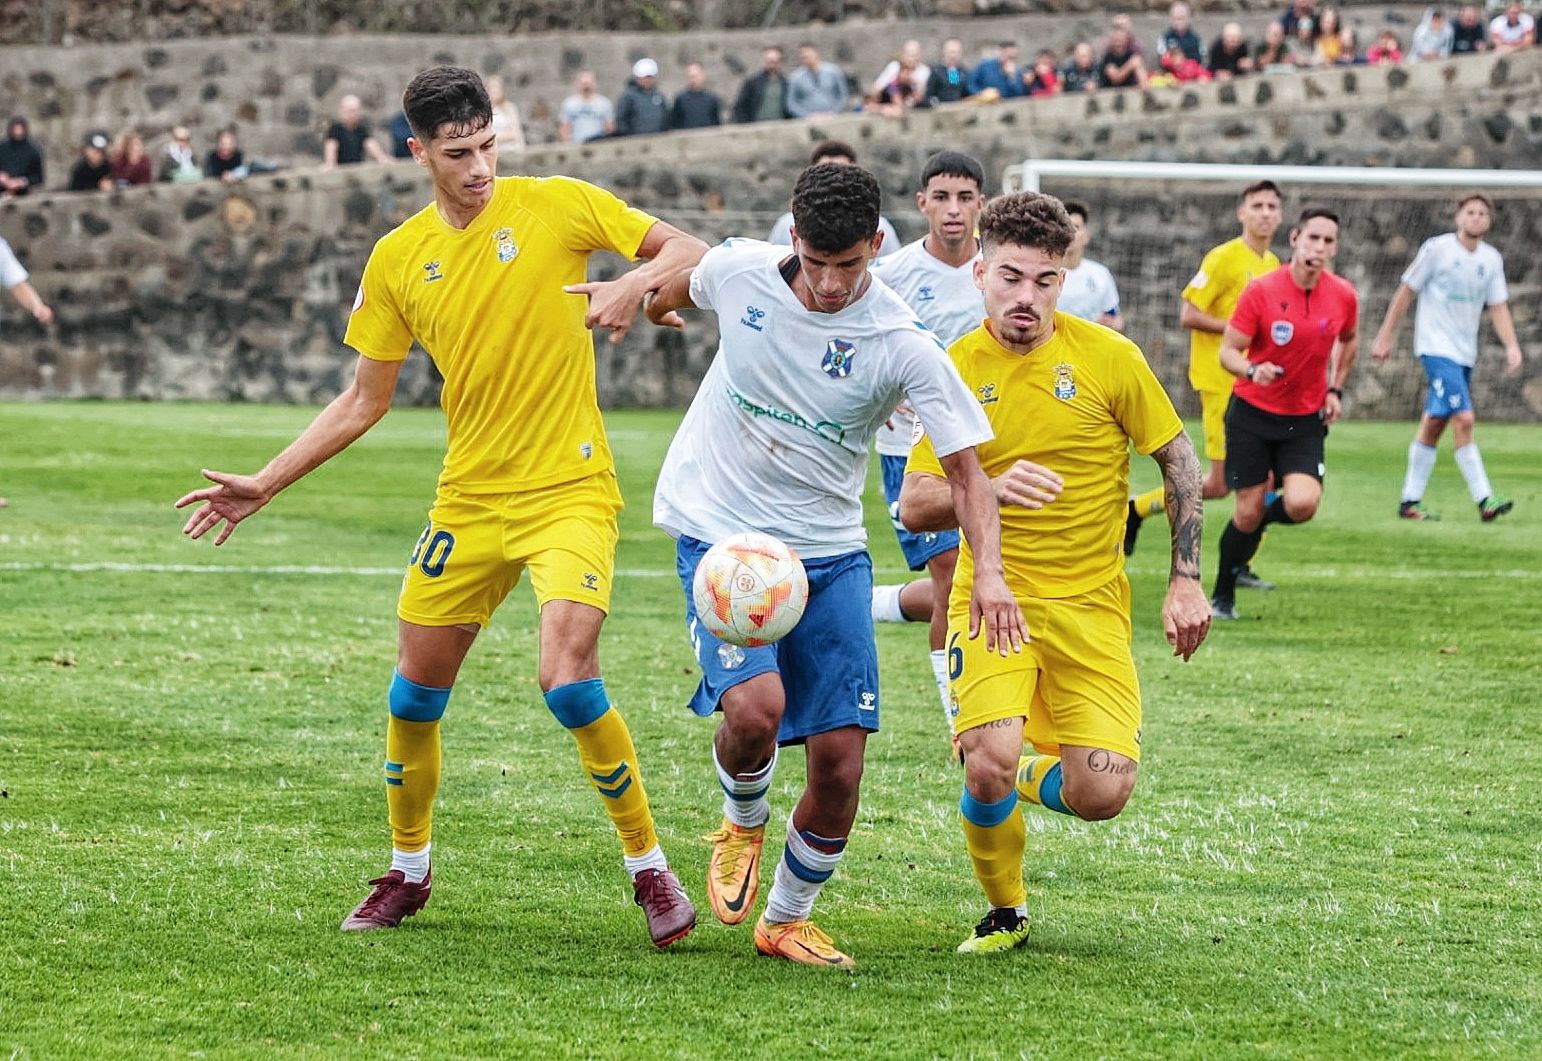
xmin=1109 ymin=338 xmax=1185 ymax=456
xmin=344 ymin=236 xmax=414 ymax=362
xmin=1181 ymin=244 xmax=1231 ymax=317
xmin=542 ymin=177 xmax=658 ymax=260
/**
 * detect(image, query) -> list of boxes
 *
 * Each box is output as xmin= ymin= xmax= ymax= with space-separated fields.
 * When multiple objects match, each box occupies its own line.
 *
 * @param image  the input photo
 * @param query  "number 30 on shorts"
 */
xmin=409 ymin=522 xmax=455 ymax=578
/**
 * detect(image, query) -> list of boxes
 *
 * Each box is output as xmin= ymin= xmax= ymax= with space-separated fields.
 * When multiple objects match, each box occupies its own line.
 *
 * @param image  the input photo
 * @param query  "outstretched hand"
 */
xmin=566 ymin=277 xmax=682 ymax=343
xmin=174 ymin=469 xmax=271 ymax=546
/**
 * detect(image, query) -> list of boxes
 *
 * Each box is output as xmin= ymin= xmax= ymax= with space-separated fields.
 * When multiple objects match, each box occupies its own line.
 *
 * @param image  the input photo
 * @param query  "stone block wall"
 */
xmin=2 ymin=49 xmax=1540 ymax=420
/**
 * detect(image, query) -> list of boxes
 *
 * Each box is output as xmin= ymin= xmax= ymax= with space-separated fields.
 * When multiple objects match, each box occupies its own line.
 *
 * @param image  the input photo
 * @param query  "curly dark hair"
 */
xmin=977 ymin=192 xmax=1076 ymax=258
xmin=790 ymin=163 xmax=881 ymax=253
xmin=403 ymin=66 xmax=492 ymax=144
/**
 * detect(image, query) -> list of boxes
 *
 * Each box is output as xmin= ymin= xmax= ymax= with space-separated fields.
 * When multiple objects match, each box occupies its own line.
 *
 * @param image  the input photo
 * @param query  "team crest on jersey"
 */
xmin=1052 ymin=362 xmax=1076 ymax=401
xmin=1271 ymin=320 xmax=1294 ymax=345
xmin=423 ymin=260 xmax=443 ymax=283
xmin=492 ymin=227 xmax=518 ymax=264
xmin=977 ymin=383 xmax=998 ymax=405
xmin=821 ymin=339 xmax=857 ymax=379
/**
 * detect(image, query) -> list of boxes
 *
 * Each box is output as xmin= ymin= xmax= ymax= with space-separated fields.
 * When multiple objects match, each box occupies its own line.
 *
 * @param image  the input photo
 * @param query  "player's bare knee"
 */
xmin=1284 ymin=496 xmax=1318 ymax=523
xmin=719 ymin=684 xmax=784 ymax=750
xmin=927 ymin=549 xmax=958 ymax=586
xmin=960 ymin=739 xmax=1017 ymax=804
xmin=1068 ymin=782 xmax=1133 ymax=821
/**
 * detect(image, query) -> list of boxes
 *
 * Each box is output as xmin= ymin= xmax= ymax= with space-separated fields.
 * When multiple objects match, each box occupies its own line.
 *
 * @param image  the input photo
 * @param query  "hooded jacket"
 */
xmin=0 ymin=117 xmax=44 ymax=194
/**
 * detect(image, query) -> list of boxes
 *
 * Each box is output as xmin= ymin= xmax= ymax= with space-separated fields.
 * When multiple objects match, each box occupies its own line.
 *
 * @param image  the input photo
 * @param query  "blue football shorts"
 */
xmin=880 ymin=454 xmax=960 ymax=571
xmin=1419 ymin=355 xmax=1474 ymax=418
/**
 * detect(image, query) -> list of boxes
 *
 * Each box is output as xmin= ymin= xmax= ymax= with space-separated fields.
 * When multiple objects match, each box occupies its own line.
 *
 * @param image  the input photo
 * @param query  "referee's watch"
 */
xmin=1328 ymin=386 xmax=1344 ymax=398
xmin=1245 ymin=363 xmax=1257 ymax=381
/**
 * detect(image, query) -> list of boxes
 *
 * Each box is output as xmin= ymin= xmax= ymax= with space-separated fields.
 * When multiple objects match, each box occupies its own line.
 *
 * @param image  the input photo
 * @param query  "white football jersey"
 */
xmin=0 ymin=237 xmax=27 ymax=291
xmin=1059 ymin=258 xmax=1121 ymax=323
xmin=869 ymin=237 xmax=985 ymax=456
xmin=1402 ymin=232 xmax=1508 ymax=368
xmin=654 ymin=239 xmax=993 ymax=558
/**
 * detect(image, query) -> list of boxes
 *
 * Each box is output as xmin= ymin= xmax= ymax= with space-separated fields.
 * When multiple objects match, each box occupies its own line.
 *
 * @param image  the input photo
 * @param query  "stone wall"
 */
xmin=3 ymin=5 xmax=1436 ymax=182
xmin=2 ymin=49 xmax=1541 ymax=420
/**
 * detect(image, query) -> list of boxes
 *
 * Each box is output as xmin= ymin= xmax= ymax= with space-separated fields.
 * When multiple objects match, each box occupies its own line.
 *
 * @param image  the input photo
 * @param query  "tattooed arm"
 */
xmin=1150 ymin=431 xmax=1210 ymax=661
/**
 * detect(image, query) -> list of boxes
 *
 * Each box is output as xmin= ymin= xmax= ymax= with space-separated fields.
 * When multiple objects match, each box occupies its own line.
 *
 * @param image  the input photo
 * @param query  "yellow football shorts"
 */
xmin=947 ymin=574 xmax=1142 ymax=762
xmin=1199 ymin=386 xmax=1232 ymax=462
xmin=397 ymin=472 xmax=623 ymax=628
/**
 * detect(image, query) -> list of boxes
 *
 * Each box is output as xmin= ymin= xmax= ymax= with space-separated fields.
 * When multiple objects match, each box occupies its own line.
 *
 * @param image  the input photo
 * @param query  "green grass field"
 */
xmin=2 ymin=402 xmax=1539 ymax=1059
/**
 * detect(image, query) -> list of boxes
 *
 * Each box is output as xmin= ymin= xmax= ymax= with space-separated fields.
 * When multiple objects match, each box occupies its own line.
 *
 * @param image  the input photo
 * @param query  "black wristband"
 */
xmin=1245 ymin=363 xmax=1256 ymax=381
xmin=1328 ymin=386 xmax=1344 ymax=398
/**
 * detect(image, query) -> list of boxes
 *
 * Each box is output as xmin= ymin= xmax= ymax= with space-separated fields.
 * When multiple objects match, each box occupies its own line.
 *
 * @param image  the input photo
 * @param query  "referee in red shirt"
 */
xmin=1211 ymin=208 xmax=1359 ymax=619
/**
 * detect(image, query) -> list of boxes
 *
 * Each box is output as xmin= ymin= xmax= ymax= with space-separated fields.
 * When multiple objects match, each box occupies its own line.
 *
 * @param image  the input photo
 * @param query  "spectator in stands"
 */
xmin=1256 ymin=22 xmax=1295 ymax=68
xmin=0 ymin=117 xmax=43 ymax=198
xmin=1287 ymin=18 xmax=1320 ymax=64
xmin=158 ymin=126 xmax=202 ymax=182
xmin=386 ymin=111 xmax=415 ymax=158
xmin=1159 ymin=39 xmax=1213 ymax=82
xmin=486 ymin=75 xmax=526 ymax=152
xmin=1489 ymin=1 xmax=1535 ymax=52
xmin=1313 ymin=8 xmax=1346 ymax=63
xmin=559 ymin=71 xmax=615 ymax=143
xmin=671 ymin=63 xmax=723 ymax=129
xmin=322 ymin=95 xmax=390 ymax=169
xmin=1337 ymin=26 xmax=1364 ymax=63
xmin=1025 ymin=50 xmax=1063 ymax=96
xmin=967 ymin=42 xmax=1024 ymax=98
xmin=68 ymin=132 xmax=114 ymax=192
xmin=1366 ymin=28 xmax=1405 ymax=62
xmin=615 ymin=58 xmax=670 ymax=137
xmin=1208 ymin=22 xmax=1255 ymax=79
xmin=1061 ymin=42 xmax=1102 ymax=93
xmin=109 ymin=131 xmax=152 ymax=187
xmin=1452 ymin=4 xmax=1488 ymax=53
xmin=869 ymin=39 xmax=930 ymax=116
xmin=787 ymin=43 xmax=849 ymax=118
xmin=926 ymin=38 xmax=973 ymax=105
xmin=733 ymin=46 xmax=792 ymax=123
xmin=1159 ymin=2 xmax=1206 ymax=62
xmin=205 ymin=128 xmax=245 ymax=182
xmin=1280 ymin=0 xmax=1319 ymax=37
xmin=1411 ymin=8 xmax=1455 ymax=59
xmin=766 ymin=140 xmax=900 ymax=254
xmin=1101 ymin=15 xmax=1150 ymax=88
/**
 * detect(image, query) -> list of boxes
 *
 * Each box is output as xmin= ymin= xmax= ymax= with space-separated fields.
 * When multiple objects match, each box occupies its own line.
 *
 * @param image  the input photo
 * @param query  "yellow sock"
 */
xmin=959 ymin=788 xmax=1027 ymax=910
xmin=570 ymin=707 xmax=659 ymax=858
xmin=1134 ymin=486 xmax=1166 ymax=520
xmin=1017 ymin=754 xmax=1074 ymax=816
xmin=385 ymin=716 xmax=441 ymax=852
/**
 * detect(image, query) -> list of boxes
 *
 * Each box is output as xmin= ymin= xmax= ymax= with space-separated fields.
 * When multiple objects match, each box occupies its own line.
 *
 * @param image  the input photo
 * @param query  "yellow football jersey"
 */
xmin=1182 ymin=237 xmax=1279 ymax=393
xmin=343 ymin=175 xmax=657 ymax=493
xmin=907 ymin=314 xmax=1183 ymax=600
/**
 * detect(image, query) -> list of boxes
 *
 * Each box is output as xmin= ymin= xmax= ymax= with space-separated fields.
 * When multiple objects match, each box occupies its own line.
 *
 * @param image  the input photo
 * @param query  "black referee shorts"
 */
xmin=1224 ymin=396 xmax=1326 ymax=491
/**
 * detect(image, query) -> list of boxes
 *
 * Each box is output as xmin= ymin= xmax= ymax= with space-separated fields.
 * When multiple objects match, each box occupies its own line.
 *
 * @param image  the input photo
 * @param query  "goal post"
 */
xmin=997 ymin=160 xmax=1542 ymax=422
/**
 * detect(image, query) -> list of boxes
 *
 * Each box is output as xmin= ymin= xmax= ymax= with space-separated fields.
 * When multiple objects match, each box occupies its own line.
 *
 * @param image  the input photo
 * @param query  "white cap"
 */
xmin=633 ymin=58 xmax=659 ymax=78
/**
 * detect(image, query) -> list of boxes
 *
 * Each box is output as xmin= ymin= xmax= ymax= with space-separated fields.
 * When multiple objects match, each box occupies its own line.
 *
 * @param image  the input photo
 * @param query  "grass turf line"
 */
xmin=1 ymin=402 xmax=1539 ymax=1058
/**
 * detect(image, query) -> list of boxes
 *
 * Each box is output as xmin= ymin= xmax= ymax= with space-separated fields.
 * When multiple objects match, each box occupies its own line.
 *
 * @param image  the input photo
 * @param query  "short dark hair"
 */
xmin=1457 ymin=193 xmax=1493 ymax=213
xmin=978 ymin=192 xmax=1076 ymax=257
xmin=791 ymin=163 xmax=881 ymax=253
xmin=809 ymin=139 xmax=856 ymax=165
xmin=403 ymin=66 xmax=492 ymax=144
xmin=1295 ymin=206 xmax=1339 ymax=228
xmin=920 ymin=150 xmax=985 ymax=192
xmin=1061 ymin=198 xmax=1090 ymax=223
xmin=1240 ymin=179 xmax=1281 ymax=204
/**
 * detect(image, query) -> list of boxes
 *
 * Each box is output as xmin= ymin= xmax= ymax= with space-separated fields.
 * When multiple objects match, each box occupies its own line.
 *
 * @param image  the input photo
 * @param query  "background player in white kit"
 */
xmin=1056 ymin=200 xmax=1124 ymax=332
xmin=1371 ymin=194 xmax=1523 ymax=522
xmin=646 ymin=162 xmax=1026 ymax=967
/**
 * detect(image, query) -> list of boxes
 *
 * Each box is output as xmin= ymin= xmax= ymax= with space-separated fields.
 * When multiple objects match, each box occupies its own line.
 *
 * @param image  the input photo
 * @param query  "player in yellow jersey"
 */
xmin=901 ymin=192 xmax=1210 ymax=952
xmin=174 ymin=67 xmax=708 ymax=947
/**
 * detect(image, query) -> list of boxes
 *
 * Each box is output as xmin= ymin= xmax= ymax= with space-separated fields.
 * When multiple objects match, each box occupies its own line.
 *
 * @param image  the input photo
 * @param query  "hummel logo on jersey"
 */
xmin=917 ymin=285 xmax=935 ymax=302
xmin=582 ymin=572 xmax=599 ymax=591
xmin=423 ymin=260 xmax=444 ymax=283
xmin=821 ymin=339 xmax=857 ymax=379
xmin=741 ymin=305 xmax=766 ymax=331
xmin=977 ymin=383 xmax=999 ymax=405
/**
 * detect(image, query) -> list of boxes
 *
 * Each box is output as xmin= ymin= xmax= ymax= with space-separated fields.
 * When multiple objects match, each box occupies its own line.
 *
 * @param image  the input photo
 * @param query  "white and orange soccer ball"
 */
xmin=691 ymin=532 xmax=809 ymax=648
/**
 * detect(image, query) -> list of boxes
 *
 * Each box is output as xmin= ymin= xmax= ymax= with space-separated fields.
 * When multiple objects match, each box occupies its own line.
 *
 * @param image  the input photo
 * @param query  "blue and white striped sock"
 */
xmin=763 ymin=822 xmax=847 ymax=924
xmin=714 ymin=745 xmax=776 ymax=828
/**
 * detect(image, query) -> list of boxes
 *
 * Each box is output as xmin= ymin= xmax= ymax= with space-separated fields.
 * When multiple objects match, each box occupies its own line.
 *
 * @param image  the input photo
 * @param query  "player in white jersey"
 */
xmin=1371 ymin=195 xmax=1523 ymax=522
xmin=867 ymin=151 xmax=991 ymax=751
xmin=1056 ymin=200 xmax=1124 ymax=332
xmin=0 ymin=235 xmax=54 ymax=509
xmin=648 ymin=162 xmax=1026 ymax=967
xmin=766 ymin=140 xmax=900 ymax=257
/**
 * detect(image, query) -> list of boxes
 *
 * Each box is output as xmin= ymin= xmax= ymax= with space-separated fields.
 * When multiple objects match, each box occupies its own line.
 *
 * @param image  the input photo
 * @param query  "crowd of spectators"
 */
xmin=1 ymin=1 xmax=1535 ymax=190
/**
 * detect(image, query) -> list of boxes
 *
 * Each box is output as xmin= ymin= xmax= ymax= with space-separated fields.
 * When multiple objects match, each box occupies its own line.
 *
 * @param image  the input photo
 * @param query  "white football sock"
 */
xmin=1454 ymin=443 xmax=1493 ymax=503
xmin=1402 ymin=441 xmax=1438 ymax=503
xmin=871 ymin=583 xmax=907 ymax=623
xmin=623 ymin=843 xmax=669 ymax=876
xmin=763 ymin=821 xmax=847 ymax=924
xmin=929 ymin=649 xmax=954 ymax=731
xmin=391 ymin=843 xmax=431 ymax=883
xmin=715 ymin=745 xmax=776 ymax=828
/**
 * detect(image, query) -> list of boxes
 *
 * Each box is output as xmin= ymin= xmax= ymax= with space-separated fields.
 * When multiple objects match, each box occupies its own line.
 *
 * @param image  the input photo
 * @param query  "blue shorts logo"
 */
xmin=822 ymin=338 xmax=857 ymax=379
xmin=1271 ymin=320 xmax=1294 ymax=346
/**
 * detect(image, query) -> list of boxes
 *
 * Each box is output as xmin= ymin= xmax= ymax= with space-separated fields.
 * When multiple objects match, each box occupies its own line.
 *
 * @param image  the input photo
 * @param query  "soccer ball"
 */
xmin=692 ymin=532 xmax=809 ymax=648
